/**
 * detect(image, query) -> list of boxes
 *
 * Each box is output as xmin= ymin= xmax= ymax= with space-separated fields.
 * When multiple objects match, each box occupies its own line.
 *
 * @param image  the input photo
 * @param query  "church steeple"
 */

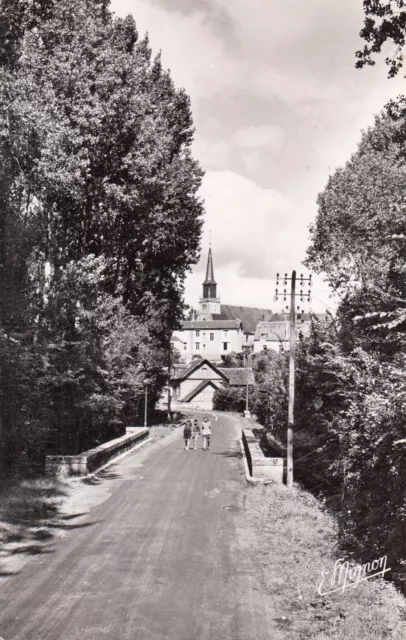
xmin=202 ymin=247 xmax=217 ymax=299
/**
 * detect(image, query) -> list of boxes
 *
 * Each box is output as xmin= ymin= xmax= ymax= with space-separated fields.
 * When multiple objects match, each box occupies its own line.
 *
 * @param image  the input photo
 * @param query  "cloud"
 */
xmin=192 ymin=135 xmax=231 ymax=170
xmin=231 ymin=125 xmax=285 ymax=150
xmin=198 ymin=170 xmax=291 ymax=273
xmin=111 ymin=0 xmax=240 ymax=104
xmin=111 ymin=0 xmax=404 ymax=313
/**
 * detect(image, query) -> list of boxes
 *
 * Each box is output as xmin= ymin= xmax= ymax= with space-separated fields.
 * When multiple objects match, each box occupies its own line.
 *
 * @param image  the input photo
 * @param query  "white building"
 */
xmin=171 ymin=358 xmax=255 ymax=410
xmin=173 ymin=247 xmax=274 ymax=363
xmin=252 ymin=314 xmax=330 ymax=353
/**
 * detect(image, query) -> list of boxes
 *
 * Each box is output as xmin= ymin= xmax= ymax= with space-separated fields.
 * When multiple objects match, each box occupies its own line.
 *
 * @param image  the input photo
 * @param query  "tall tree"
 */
xmin=306 ymin=107 xmax=406 ymax=353
xmin=356 ymin=0 xmax=406 ymax=77
xmin=299 ymin=101 xmax=406 ymax=592
xmin=0 ymin=0 xmax=204 ymax=467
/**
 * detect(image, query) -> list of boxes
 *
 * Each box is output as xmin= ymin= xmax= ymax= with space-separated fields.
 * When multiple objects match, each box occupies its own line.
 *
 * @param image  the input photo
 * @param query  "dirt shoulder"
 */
xmin=244 ymin=481 xmax=406 ymax=640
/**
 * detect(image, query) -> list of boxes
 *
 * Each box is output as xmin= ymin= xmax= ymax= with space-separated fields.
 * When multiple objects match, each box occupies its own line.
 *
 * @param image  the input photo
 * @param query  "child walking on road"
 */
xmin=183 ymin=419 xmax=192 ymax=450
xmin=201 ymin=417 xmax=212 ymax=450
xmin=191 ymin=419 xmax=200 ymax=450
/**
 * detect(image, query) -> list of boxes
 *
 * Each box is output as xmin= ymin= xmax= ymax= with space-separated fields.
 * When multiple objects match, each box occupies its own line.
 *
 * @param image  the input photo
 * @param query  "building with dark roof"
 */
xmin=170 ymin=358 xmax=255 ymax=410
xmin=172 ymin=247 xmax=247 ymax=363
xmin=253 ymin=313 xmax=330 ymax=353
xmin=172 ymin=247 xmax=273 ymax=363
xmin=172 ymin=246 xmax=329 ymax=362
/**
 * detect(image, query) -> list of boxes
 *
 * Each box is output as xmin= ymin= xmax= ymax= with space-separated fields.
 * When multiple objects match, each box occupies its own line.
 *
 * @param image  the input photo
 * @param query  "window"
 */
xmin=223 ymin=342 xmax=228 ymax=351
xmin=183 ymin=343 xmax=187 ymax=350
xmin=195 ymin=343 xmax=200 ymax=350
xmin=202 ymin=304 xmax=206 ymax=309
xmin=196 ymin=330 xmax=200 ymax=337
xmin=203 ymin=344 xmax=206 ymax=349
xmin=210 ymin=333 xmax=214 ymax=341
xmin=263 ymin=345 xmax=268 ymax=352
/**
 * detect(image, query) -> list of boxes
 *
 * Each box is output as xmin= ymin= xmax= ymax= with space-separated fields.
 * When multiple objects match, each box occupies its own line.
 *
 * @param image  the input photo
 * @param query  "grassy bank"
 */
xmin=0 ymin=477 xmax=69 ymax=576
xmin=245 ymin=482 xmax=406 ymax=640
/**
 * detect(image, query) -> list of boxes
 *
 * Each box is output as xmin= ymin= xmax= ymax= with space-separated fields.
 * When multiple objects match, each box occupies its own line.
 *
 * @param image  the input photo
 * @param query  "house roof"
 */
xmin=181 ymin=379 xmax=220 ymax=403
xmin=254 ymin=321 xmax=289 ymax=342
xmin=218 ymin=368 xmax=255 ymax=386
xmin=214 ymin=305 xmax=274 ymax=334
xmin=171 ymin=358 xmax=229 ymax=382
xmin=271 ymin=312 xmax=330 ymax=322
xmin=181 ymin=319 xmax=241 ymax=330
xmin=253 ymin=318 xmax=324 ymax=342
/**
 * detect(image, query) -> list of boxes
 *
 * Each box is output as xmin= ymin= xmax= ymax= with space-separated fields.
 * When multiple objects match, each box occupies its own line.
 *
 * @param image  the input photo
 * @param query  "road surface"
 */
xmin=0 ymin=413 xmax=277 ymax=640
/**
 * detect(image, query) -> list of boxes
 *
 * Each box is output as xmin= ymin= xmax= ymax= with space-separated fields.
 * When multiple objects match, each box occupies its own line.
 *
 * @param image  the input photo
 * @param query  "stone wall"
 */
xmin=46 ymin=427 xmax=149 ymax=477
xmin=242 ymin=428 xmax=284 ymax=483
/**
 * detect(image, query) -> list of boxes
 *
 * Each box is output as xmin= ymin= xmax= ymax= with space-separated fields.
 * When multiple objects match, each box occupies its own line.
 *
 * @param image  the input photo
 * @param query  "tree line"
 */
xmin=215 ymin=101 xmax=405 ymax=593
xmin=0 ymin=0 xmax=204 ymax=473
xmin=294 ymin=102 xmax=405 ymax=592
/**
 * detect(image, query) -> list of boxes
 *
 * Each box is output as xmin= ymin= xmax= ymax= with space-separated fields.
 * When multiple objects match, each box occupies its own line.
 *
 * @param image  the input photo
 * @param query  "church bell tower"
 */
xmin=197 ymin=247 xmax=221 ymax=318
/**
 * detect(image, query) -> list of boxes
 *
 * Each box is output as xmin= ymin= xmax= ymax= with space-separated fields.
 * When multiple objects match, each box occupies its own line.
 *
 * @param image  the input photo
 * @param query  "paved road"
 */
xmin=0 ymin=413 xmax=276 ymax=640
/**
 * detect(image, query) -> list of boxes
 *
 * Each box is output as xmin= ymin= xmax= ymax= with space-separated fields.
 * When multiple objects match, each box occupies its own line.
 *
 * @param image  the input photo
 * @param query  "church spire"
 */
xmin=202 ymin=246 xmax=218 ymax=299
xmin=204 ymin=247 xmax=216 ymax=285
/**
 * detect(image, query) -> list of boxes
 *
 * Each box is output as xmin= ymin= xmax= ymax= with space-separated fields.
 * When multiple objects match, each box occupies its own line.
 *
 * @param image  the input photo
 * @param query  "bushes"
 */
xmin=291 ymin=317 xmax=406 ymax=591
xmin=250 ymin=350 xmax=288 ymax=430
xmin=213 ymin=386 xmax=247 ymax=413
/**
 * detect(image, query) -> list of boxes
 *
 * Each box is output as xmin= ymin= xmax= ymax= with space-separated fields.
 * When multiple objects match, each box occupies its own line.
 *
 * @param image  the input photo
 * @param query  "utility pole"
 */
xmin=243 ymin=351 xmax=250 ymax=418
xmin=167 ymin=343 xmax=173 ymax=422
xmin=274 ymin=271 xmax=312 ymax=488
xmin=143 ymin=380 xmax=149 ymax=428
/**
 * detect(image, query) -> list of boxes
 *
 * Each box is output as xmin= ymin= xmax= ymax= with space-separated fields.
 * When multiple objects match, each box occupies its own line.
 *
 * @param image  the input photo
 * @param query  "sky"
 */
xmin=112 ymin=0 xmax=405 ymax=313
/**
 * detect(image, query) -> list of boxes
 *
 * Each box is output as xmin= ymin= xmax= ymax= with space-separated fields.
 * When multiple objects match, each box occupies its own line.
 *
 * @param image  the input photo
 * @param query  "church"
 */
xmin=172 ymin=247 xmax=274 ymax=364
xmin=172 ymin=247 xmax=329 ymax=364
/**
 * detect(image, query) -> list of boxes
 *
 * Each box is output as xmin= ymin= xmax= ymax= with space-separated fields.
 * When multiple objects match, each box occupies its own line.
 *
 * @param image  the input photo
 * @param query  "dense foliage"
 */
xmin=291 ymin=106 xmax=406 ymax=590
xmin=356 ymin=1 xmax=406 ymax=77
xmin=213 ymin=350 xmax=288 ymax=424
xmin=0 ymin=0 xmax=204 ymax=471
xmin=213 ymin=386 xmax=247 ymax=413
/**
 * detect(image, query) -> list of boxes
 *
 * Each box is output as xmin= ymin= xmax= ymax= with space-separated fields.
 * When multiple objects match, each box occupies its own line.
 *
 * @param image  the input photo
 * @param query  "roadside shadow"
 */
xmin=8 ymin=544 xmax=55 ymax=556
xmin=0 ymin=568 xmax=21 ymax=577
xmin=96 ymin=471 xmax=122 ymax=480
xmin=0 ymin=477 xmax=87 ymax=557
xmin=82 ymin=471 xmax=123 ymax=484
xmin=210 ymin=450 xmax=242 ymax=458
xmin=47 ymin=520 xmax=101 ymax=531
xmin=60 ymin=512 xmax=88 ymax=521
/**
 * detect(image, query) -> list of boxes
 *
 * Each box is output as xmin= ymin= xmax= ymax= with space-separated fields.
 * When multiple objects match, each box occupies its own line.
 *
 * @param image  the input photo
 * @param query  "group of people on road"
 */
xmin=182 ymin=416 xmax=212 ymax=451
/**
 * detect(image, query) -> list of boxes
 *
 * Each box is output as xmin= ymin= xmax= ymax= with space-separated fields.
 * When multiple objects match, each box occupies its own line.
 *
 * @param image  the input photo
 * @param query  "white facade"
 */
xmin=173 ymin=320 xmax=244 ymax=364
xmin=253 ymin=339 xmax=285 ymax=354
xmin=171 ymin=359 xmax=255 ymax=410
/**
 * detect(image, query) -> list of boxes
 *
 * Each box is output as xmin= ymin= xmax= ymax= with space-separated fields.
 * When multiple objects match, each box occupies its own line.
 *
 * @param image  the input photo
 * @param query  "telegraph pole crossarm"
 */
xmin=274 ymin=271 xmax=312 ymax=488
